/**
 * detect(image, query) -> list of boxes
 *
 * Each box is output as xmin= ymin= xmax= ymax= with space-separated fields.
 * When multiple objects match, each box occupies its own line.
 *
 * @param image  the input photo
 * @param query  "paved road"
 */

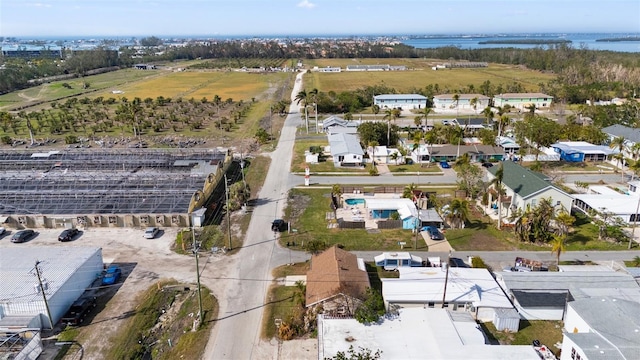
xmin=205 ymin=72 xmax=309 ymax=360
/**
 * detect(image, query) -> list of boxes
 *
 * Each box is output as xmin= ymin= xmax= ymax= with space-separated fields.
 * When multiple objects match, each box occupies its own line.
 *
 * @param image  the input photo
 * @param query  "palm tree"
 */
xmin=383 ymin=108 xmax=398 ymax=146
xmin=417 ymin=106 xmax=432 ymax=130
xmin=447 ymin=198 xmax=470 ymax=229
xmin=403 ymin=183 xmax=418 ymax=199
xmin=490 ymin=163 xmax=505 ymax=230
xmin=424 ymin=130 xmax=438 ymax=168
xmin=554 ymin=210 xmax=575 ymax=237
xmin=372 ymin=104 xmax=380 ymax=120
xmin=295 ymin=89 xmax=309 ymax=134
xmin=390 ymin=151 xmax=400 ymax=165
xmin=551 ymin=234 xmax=567 ymax=268
xmin=609 ymin=136 xmax=627 ymax=181
xmin=452 ymin=94 xmax=460 ymax=117
xmin=470 ymin=96 xmax=479 ymax=115
xmin=309 ymin=88 xmax=319 ymax=133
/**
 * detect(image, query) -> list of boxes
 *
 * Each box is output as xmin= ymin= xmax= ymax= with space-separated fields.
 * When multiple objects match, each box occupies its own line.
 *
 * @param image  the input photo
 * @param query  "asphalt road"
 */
xmin=205 ymin=72 xmax=308 ymax=360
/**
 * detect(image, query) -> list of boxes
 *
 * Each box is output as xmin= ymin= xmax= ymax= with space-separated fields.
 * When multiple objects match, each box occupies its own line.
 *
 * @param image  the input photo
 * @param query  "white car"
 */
xmin=144 ymin=227 xmax=159 ymax=239
xmin=0 ymin=227 xmax=5 ymax=236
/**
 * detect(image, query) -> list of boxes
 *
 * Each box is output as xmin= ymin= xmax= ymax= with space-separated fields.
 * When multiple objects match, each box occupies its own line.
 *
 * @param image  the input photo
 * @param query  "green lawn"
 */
xmin=283 ymin=188 xmax=629 ymax=252
xmin=303 ymin=61 xmax=554 ymax=94
xmin=261 ymin=286 xmax=299 ymax=339
xmin=388 ymin=163 xmax=442 ymax=174
xmin=482 ymin=320 xmax=563 ymax=357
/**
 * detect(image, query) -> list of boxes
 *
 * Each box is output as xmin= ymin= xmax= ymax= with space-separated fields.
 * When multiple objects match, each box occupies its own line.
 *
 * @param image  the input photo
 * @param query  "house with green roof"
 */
xmin=486 ymin=161 xmax=574 ymax=218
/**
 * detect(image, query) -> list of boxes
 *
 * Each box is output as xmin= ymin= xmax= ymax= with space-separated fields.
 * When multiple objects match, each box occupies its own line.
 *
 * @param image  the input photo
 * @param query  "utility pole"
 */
xmin=441 ymin=251 xmax=452 ymax=308
xmin=190 ymin=215 xmax=204 ymax=325
xmin=34 ymin=261 xmax=54 ymax=329
xmin=224 ymin=174 xmax=232 ymax=250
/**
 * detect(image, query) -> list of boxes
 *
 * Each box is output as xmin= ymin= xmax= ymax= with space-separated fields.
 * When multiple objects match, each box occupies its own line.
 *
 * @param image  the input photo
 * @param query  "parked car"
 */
xmin=61 ymin=296 xmax=97 ymax=326
xmin=11 ymin=229 xmax=35 ymax=243
xmin=439 ymin=161 xmax=451 ymax=169
xmin=503 ymin=266 xmax=532 ymax=272
xmin=420 ymin=226 xmax=445 ymax=240
xmin=58 ymin=228 xmax=80 ymax=242
xmin=144 ymin=227 xmax=159 ymax=239
xmin=449 ymin=257 xmax=470 ymax=268
xmin=102 ymin=265 xmax=122 ymax=286
xmin=481 ymin=161 xmax=494 ymax=168
xmin=0 ymin=227 xmax=6 ymax=238
xmin=271 ymin=219 xmax=286 ymax=232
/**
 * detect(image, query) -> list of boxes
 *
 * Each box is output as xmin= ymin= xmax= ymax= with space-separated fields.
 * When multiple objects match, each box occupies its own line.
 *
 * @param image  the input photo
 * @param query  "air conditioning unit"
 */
xmin=108 ymin=216 xmax=117 ymax=224
xmin=94 ymin=216 xmax=102 ymax=224
xmin=155 ymin=215 xmax=164 ymax=224
xmin=171 ymin=215 xmax=179 ymax=224
xmin=140 ymin=216 xmax=149 ymax=224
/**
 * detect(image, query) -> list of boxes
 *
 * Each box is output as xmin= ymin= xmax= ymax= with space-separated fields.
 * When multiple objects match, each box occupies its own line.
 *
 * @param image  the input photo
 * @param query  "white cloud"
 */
xmin=28 ymin=2 xmax=52 ymax=7
xmin=297 ymin=0 xmax=316 ymax=9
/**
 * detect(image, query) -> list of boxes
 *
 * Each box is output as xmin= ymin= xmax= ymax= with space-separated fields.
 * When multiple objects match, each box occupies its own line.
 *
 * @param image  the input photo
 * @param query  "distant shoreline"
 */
xmin=596 ymin=37 xmax=640 ymax=42
xmin=477 ymin=39 xmax=572 ymax=45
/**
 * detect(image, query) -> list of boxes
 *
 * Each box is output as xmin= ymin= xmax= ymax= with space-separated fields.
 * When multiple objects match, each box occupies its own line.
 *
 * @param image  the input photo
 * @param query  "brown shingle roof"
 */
xmin=306 ymin=246 xmax=370 ymax=307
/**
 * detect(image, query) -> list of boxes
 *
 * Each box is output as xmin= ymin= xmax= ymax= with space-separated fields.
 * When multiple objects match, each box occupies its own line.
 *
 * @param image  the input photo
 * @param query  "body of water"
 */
xmin=402 ymin=33 xmax=640 ymax=53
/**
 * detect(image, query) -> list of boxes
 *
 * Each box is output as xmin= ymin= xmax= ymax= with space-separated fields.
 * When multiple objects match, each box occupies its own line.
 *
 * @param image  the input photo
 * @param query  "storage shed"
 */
xmin=0 ymin=247 xmax=103 ymax=328
xmin=493 ymin=308 xmax=520 ymax=332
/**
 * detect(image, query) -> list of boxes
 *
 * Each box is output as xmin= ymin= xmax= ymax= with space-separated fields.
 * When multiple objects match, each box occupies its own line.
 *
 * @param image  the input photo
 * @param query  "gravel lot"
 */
xmin=0 ymin=226 xmax=229 ymax=359
xmin=1 ymin=226 xmax=316 ymax=359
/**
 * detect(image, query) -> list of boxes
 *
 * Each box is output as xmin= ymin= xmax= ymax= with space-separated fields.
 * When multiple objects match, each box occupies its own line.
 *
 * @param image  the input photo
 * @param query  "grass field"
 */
xmin=482 ymin=320 xmax=563 ymax=357
xmin=303 ymin=60 xmax=554 ymax=94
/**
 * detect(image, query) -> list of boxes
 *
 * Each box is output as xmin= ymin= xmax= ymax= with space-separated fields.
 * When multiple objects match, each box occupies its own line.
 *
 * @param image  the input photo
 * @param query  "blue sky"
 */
xmin=1 ymin=0 xmax=639 ymax=37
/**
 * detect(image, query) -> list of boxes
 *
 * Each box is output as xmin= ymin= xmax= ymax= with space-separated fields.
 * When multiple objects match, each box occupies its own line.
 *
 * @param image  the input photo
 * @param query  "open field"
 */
xmin=303 ymin=60 xmax=554 ymax=93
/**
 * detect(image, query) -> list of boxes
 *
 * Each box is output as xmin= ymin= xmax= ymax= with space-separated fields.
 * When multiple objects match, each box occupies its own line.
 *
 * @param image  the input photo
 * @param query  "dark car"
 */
xmin=481 ymin=161 xmax=494 ymax=168
xmin=421 ymin=226 xmax=445 ymax=240
xmin=61 ymin=296 xmax=97 ymax=326
xmin=58 ymin=228 xmax=80 ymax=242
xmin=449 ymin=257 xmax=470 ymax=268
xmin=11 ymin=229 xmax=35 ymax=243
xmin=271 ymin=219 xmax=286 ymax=232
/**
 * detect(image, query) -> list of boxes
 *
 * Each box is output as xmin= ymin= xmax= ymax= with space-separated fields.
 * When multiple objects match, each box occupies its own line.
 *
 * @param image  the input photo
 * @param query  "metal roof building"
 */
xmin=0 ymin=247 xmax=103 ymax=329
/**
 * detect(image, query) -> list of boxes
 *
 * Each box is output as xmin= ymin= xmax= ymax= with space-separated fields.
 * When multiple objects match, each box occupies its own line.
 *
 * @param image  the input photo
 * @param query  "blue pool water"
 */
xmin=345 ymin=198 xmax=365 ymax=205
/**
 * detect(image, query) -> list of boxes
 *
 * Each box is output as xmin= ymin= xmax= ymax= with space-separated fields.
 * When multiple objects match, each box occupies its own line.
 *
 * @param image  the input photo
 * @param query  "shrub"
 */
xmin=65 ymin=135 xmax=78 ymax=144
xmin=1 ymin=135 xmax=12 ymax=145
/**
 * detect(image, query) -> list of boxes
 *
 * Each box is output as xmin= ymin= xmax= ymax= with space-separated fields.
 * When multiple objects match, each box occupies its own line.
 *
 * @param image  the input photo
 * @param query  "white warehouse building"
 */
xmin=0 ymin=247 xmax=103 ymax=329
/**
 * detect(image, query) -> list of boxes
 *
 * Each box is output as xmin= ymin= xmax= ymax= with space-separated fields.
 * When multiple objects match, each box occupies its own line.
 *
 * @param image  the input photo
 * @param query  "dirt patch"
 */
xmin=285 ymin=193 xmax=311 ymax=222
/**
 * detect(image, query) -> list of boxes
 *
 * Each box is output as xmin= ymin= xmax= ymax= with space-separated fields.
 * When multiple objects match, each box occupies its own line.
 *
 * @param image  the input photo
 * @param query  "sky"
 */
xmin=1 ymin=0 xmax=639 ymax=38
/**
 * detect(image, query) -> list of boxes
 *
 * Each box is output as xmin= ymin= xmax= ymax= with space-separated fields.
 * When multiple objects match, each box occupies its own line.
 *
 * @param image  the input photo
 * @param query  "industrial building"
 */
xmin=0 ymin=247 xmax=104 ymax=329
xmin=0 ymin=148 xmax=233 ymax=229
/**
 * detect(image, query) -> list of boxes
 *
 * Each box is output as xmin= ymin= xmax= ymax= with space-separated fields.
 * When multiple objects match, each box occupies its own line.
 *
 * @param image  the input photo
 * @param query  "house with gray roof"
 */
xmin=493 ymin=92 xmax=553 ymax=110
xmin=486 ymin=161 xmax=574 ymax=218
xmin=373 ymin=94 xmax=428 ymax=110
xmin=328 ymin=133 xmax=364 ymax=167
xmin=321 ymin=115 xmax=359 ymax=134
xmin=561 ymin=298 xmax=640 ymax=360
xmin=603 ymin=124 xmax=640 ymax=160
xmin=495 ymin=271 xmax=640 ymax=321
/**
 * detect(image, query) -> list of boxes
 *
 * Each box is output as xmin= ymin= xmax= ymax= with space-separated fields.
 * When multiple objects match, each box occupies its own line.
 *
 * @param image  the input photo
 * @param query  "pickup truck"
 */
xmin=61 ymin=296 xmax=97 ymax=326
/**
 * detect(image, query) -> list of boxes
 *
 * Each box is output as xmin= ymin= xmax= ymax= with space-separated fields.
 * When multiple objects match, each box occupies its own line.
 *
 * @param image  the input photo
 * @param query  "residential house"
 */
xmin=432 ymin=94 xmax=490 ymax=112
xmin=455 ymin=117 xmax=490 ymax=133
xmin=373 ymin=94 xmax=428 ymax=110
xmin=365 ymin=198 xmax=419 ymax=229
xmin=374 ymin=252 xmax=423 ymax=271
xmin=560 ymin=298 xmax=640 ymax=360
xmin=318 ymin=307 xmax=540 ymax=360
xmin=429 ymin=144 xmax=504 ymax=163
xmin=496 ymin=136 xmax=521 ymax=155
xmin=321 ymin=115 xmax=359 ymax=134
xmin=572 ymin=185 xmax=640 ymax=223
xmin=313 ymin=66 xmax=341 ymax=73
xmin=327 ymin=133 xmax=364 ymax=167
xmin=345 ymin=64 xmax=406 ymax=72
xmin=602 ymin=124 xmax=640 ymax=159
xmin=372 ymin=146 xmax=402 ymax=165
xmin=551 ymin=141 xmax=618 ymax=162
xmin=383 ymin=267 xmax=515 ymax=322
xmin=305 ymin=246 xmax=370 ymax=316
xmin=495 ymin=271 xmax=640 ymax=320
xmin=486 ymin=161 xmax=574 ymax=218
xmin=493 ymin=93 xmax=553 ymax=110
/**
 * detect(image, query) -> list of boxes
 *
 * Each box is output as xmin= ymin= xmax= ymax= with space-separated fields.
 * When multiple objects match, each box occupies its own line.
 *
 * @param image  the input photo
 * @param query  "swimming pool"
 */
xmin=345 ymin=198 xmax=365 ymax=205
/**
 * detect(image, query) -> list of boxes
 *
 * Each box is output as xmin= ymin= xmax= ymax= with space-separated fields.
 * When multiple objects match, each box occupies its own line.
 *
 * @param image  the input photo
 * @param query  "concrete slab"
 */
xmin=284 ymin=275 xmax=307 ymax=286
xmin=422 ymin=232 xmax=454 ymax=252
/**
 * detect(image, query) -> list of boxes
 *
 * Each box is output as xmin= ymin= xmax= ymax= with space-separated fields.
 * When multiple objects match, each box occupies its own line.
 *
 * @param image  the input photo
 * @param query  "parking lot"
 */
xmin=0 ymin=226 xmax=230 ymax=359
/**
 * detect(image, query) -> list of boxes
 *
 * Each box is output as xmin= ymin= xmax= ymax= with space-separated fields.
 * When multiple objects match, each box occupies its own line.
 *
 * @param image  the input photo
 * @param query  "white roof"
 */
xmin=383 ymin=267 xmax=513 ymax=309
xmin=573 ymin=194 xmax=639 ymax=215
xmin=319 ymin=308 xmax=540 ymax=360
xmin=588 ymin=185 xmax=625 ymax=196
xmin=0 ymin=247 xmax=102 ymax=302
xmin=374 ymin=252 xmax=422 ymax=264
xmin=365 ymin=198 xmax=417 ymax=218
xmin=558 ymin=265 xmax=616 ymax=272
